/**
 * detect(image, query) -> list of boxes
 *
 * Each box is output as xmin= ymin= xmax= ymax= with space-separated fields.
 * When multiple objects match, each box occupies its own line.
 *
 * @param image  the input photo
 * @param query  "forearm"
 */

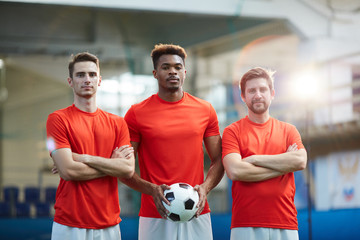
xmin=202 ymin=158 xmax=224 ymax=194
xmin=121 ymin=172 xmax=172 ymax=219
xmin=73 ymin=153 xmax=135 ymax=179
xmin=63 ymin=164 xmax=105 ymax=181
xmin=223 ymin=153 xmax=284 ymax=182
xmin=51 ymin=148 xmax=105 ymax=181
xmin=231 ymin=161 xmax=283 ymax=182
xmin=246 ymin=149 xmax=307 ymax=173
xmin=119 ymin=141 xmax=153 ymax=193
xmin=202 ymin=135 xmax=224 ymax=193
xmin=120 ymin=172 xmax=157 ymax=196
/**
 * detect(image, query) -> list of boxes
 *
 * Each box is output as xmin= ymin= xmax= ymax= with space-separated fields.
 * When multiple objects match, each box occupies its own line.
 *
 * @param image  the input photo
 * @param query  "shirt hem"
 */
xmin=231 ymin=224 xmax=298 ymax=231
xmin=54 ymin=219 xmax=121 ymax=230
xmin=139 ymin=209 xmax=211 ymax=218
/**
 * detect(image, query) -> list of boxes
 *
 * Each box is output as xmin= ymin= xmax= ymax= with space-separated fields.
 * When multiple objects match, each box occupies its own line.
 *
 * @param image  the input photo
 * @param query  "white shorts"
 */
xmin=139 ymin=213 xmax=213 ymax=240
xmin=230 ymin=227 xmax=298 ymax=240
xmin=51 ymin=222 xmax=121 ymax=240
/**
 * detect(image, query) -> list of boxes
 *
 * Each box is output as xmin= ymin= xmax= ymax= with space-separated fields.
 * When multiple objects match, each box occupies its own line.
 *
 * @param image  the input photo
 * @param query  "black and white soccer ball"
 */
xmin=163 ymin=183 xmax=199 ymax=222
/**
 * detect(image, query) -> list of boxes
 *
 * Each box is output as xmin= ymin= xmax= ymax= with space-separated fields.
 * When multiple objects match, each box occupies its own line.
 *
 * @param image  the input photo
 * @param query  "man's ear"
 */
xmin=240 ymin=92 xmax=245 ymax=102
xmin=98 ymin=76 xmax=102 ymax=86
xmin=271 ymin=89 xmax=275 ymax=100
xmin=152 ymin=69 xmax=157 ymax=79
xmin=67 ymin=77 xmax=73 ymax=86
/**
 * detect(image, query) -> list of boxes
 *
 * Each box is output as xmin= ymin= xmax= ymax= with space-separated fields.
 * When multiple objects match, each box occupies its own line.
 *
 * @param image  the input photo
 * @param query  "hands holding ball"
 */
xmin=162 ymin=183 xmax=200 ymax=222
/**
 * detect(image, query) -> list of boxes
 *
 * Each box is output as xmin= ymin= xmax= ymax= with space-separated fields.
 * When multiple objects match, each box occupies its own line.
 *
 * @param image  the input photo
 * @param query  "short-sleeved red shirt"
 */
xmin=46 ymin=104 xmax=130 ymax=229
xmin=125 ymin=93 xmax=220 ymax=218
xmin=222 ymin=116 xmax=305 ymax=230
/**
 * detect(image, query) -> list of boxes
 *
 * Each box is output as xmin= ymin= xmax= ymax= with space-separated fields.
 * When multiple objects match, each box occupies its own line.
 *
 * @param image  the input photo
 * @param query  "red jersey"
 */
xmin=222 ymin=116 xmax=304 ymax=230
xmin=124 ymin=92 xmax=220 ymax=218
xmin=46 ymin=104 xmax=130 ymax=229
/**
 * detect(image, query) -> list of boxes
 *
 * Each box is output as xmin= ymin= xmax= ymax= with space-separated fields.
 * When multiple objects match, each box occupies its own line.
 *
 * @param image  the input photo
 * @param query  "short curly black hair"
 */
xmin=151 ymin=44 xmax=187 ymax=69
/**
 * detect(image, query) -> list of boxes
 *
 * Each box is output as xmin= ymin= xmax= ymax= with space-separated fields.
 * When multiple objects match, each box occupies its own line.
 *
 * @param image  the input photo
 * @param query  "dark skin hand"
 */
xmin=153 ymin=184 xmax=171 ymax=218
xmin=193 ymin=184 xmax=207 ymax=217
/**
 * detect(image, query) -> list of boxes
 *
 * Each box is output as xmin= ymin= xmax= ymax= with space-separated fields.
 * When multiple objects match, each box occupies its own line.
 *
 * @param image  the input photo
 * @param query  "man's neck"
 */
xmin=158 ymin=89 xmax=184 ymax=102
xmin=73 ymin=96 xmax=97 ymax=113
xmin=248 ymin=111 xmax=270 ymax=124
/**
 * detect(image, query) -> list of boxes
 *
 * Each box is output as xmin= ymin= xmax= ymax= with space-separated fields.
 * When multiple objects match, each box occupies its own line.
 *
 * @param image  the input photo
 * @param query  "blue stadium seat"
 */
xmin=45 ymin=187 xmax=57 ymax=203
xmin=0 ymin=202 xmax=11 ymax=217
xmin=24 ymin=187 xmax=40 ymax=204
xmin=15 ymin=202 xmax=30 ymax=217
xmin=35 ymin=202 xmax=50 ymax=217
xmin=4 ymin=186 xmax=19 ymax=203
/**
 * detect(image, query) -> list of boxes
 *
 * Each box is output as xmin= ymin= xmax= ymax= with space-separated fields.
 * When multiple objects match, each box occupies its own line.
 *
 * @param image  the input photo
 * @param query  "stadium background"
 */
xmin=0 ymin=0 xmax=360 ymax=239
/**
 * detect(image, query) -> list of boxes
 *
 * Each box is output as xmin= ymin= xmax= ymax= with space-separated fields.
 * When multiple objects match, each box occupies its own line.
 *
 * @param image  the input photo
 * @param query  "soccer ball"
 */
xmin=163 ymin=183 xmax=199 ymax=222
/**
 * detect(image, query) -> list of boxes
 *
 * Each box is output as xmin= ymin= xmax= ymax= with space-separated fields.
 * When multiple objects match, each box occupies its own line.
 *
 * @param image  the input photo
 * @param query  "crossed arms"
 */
xmin=51 ymin=145 xmax=135 ymax=181
xmin=223 ymin=143 xmax=307 ymax=182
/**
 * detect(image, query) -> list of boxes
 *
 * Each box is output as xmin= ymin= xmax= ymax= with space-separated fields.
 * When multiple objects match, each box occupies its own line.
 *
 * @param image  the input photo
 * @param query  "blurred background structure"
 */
xmin=0 ymin=0 xmax=360 ymax=239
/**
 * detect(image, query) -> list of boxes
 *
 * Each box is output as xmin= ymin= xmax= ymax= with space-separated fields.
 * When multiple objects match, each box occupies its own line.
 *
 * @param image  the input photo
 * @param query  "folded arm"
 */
xmin=73 ymin=145 xmax=135 ymax=179
xmin=223 ymin=152 xmax=284 ymax=182
xmin=51 ymin=148 xmax=105 ymax=181
xmin=51 ymin=145 xmax=135 ymax=181
xmin=244 ymin=145 xmax=307 ymax=173
xmin=223 ymin=144 xmax=306 ymax=182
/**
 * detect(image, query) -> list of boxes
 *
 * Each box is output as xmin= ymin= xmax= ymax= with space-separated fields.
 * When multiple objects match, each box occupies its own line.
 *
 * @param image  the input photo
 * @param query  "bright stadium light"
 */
xmin=291 ymin=70 xmax=320 ymax=102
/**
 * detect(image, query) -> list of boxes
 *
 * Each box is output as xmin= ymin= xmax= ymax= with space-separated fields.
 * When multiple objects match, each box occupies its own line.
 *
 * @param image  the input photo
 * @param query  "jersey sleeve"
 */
xmin=124 ymin=106 xmax=141 ymax=143
xmin=204 ymin=104 xmax=220 ymax=138
xmin=116 ymin=117 xmax=131 ymax=147
xmin=46 ymin=112 xmax=70 ymax=156
xmin=222 ymin=124 xmax=241 ymax=159
xmin=287 ymin=124 xmax=305 ymax=150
